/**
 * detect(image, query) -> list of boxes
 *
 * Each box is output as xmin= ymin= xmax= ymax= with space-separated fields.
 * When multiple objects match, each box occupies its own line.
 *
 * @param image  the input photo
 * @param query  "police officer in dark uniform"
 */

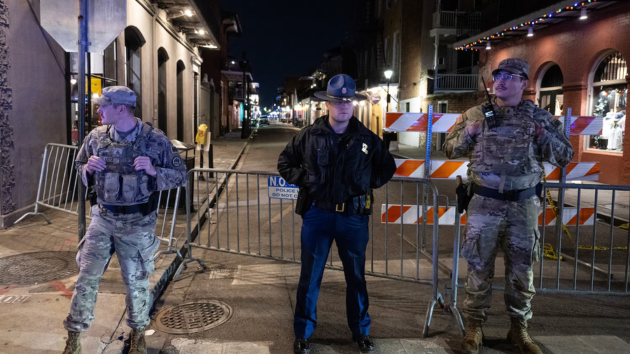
xmin=278 ymin=74 xmax=396 ymax=354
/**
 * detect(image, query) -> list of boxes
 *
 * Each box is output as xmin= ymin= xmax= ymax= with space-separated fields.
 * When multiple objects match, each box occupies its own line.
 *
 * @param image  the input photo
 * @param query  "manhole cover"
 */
xmin=0 ymin=251 xmax=79 ymax=285
xmin=154 ymin=300 xmax=233 ymax=334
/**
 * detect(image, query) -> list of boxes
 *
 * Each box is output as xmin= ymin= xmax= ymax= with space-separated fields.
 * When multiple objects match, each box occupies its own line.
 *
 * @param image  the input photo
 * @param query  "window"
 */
xmin=587 ymin=52 xmax=627 ymax=152
xmin=157 ymin=48 xmax=169 ymax=135
xmin=125 ymin=27 xmax=146 ymax=120
xmin=538 ymin=64 xmax=564 ymax=116
xmin=405 ymin=102 xmax=410 ymax=112
xmin=68 ymin=39 xmax=118 ymax=145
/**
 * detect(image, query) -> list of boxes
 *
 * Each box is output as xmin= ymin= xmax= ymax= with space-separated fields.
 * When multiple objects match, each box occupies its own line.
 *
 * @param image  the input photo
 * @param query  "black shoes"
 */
xmin=353 ymin=335 xmax=375 ymax=353
xmin=294 ymin=338 xmax=310 ymax=354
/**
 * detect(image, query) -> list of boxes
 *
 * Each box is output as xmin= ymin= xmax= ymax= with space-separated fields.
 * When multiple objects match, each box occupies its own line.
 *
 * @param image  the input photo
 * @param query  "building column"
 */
xmin=620 ymin=77 xmax=630 ymax=186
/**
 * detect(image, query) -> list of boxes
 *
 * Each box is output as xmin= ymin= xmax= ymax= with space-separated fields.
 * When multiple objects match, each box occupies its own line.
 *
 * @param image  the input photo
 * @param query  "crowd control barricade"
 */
xmin=16 ymin=143 xmax=184 ymax=260
xmin=178 ymin=168 xmax=460 ymax=337
xmin=16 ymin=143 xmax=84 ymax=224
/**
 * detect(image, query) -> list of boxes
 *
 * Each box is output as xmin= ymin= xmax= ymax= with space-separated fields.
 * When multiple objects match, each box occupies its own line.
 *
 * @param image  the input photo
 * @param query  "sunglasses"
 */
xmin=492 ymin=73 xmax=525 ymax=82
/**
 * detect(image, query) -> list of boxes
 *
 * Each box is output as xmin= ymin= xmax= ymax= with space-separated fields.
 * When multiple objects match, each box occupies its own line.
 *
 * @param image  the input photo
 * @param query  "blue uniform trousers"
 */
xmin=294 ymin=207 xmax=371 ymax=339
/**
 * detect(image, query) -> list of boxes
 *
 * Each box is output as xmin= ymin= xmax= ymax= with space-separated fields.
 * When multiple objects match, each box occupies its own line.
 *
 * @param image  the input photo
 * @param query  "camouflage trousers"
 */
xmin=63 ymin=205 xmax=160 ymax=332
xmin=461 ymin=194 xmax=541 ymax=322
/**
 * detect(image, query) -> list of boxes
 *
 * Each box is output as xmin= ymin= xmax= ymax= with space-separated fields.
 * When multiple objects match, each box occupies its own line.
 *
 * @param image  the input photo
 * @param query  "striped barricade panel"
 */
xmin=385 ymin=112 xmax=603 ymax=135
xmin=394 ymin=159 xmax=600 ymax=181
xmin=554 ymin=115 xmax=603 ymax=135
xmin=380 ymin=205 xmax=595 ymax=226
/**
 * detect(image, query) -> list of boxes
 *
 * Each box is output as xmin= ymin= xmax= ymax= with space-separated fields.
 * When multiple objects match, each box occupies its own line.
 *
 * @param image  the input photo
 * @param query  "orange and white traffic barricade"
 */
xmin=380 ymin=204 xmax=595 ymax=226
xmin=393 ymin=159 xmax=600 ymax=181
xmin=555 ymin=115 xmax=603 ymax=135
xmin=385 ymin=112 xmax=603 ymax=136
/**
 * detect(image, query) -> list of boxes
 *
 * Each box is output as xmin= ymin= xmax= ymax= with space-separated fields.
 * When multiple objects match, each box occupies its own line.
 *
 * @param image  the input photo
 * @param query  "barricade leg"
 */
xmin=174 ymin=173 xmax=207 ymax=281
xmin=153 ymin=188 xmax=184 ymax=262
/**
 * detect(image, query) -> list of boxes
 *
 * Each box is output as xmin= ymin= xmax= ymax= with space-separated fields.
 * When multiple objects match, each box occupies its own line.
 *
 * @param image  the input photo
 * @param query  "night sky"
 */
xmin=221 ymin=0 xmax=358 ymax=109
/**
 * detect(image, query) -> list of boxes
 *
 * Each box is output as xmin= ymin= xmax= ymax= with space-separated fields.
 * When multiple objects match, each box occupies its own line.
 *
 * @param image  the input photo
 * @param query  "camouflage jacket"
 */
xmin=443 ymin=99 xmax=574 ymax=191
xmin=76 ymin=118 xmax=187 ymax=205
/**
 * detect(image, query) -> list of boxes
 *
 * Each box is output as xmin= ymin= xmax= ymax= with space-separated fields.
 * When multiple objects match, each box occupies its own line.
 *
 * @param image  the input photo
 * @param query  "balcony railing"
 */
xmin=435 ymin=74 xmax=478 ymax=91
xmin=433 ymin=11 xmax=458 ymax=28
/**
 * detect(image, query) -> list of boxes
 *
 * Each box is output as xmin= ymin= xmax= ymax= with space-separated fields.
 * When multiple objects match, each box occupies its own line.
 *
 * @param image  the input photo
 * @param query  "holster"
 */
xmin=456 ymin=182 xmax=472 ymax=213
xmin=351 ymin=193 xmax=373 ymax=216
xmin=295 ymin=187 xmax=311 ymax=216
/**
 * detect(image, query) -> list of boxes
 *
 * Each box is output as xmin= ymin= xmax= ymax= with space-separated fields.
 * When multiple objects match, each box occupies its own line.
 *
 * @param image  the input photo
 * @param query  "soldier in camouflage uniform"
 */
xmin=62 ymin=86 xmax=187 ymax=354
xmin=443 ymin=59 xmax=573 ymax=354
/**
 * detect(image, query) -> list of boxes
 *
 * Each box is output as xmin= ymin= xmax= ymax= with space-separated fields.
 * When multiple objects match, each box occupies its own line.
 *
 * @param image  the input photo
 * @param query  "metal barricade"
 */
xmin=449 ymin=182 xmax=630 ymax=316
xmin=15 ymin=143 xmax=184 ymax=261
xmin=16 ymin=143 xmax=82 ymax=224
xmin=178 ymin=168 xmax=461 ymax=337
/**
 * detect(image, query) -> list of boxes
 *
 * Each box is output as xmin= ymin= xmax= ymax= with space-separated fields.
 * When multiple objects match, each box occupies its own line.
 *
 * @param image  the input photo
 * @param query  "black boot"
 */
xmin=294 ymin=337 xmax=310 ymax=354
xmin=353 ymin=335 xmax=375 ymax=353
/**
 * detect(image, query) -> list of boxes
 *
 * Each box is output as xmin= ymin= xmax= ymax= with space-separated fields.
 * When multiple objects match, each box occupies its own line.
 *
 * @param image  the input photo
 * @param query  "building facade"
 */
xmin=1 ymin=0 xmax=222 ymax=228
xmin=454 ymin=0 xmax=629 ymax=184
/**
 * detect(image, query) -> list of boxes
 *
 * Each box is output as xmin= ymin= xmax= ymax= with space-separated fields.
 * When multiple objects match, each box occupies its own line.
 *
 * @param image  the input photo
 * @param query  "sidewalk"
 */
xmin=0 ymin=131 xmax=251 ymax=354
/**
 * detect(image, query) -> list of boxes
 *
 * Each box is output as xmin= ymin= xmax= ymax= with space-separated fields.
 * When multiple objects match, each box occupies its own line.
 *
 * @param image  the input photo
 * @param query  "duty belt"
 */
xmin=312 ymin=194 xmax=372 ymax=215
xmin=100 ymin=203 xmax=153 ymax=216
xmin=472 ymin=184 xmax=538 ymax=202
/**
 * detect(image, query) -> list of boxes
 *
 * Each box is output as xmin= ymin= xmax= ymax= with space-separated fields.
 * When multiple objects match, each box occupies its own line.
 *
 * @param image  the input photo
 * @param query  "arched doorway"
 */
xmin=124 ymin=26 xmax=146 ymax=119
xmin=538 ymin=64 xmax=564 ymax=116
xmin=588 ymin=51 xmax=627 ymax=152
xmin=177 ymin=61 xmax=186 ymax=141
xmin=157 ymin=48 xmax=169 ymax=135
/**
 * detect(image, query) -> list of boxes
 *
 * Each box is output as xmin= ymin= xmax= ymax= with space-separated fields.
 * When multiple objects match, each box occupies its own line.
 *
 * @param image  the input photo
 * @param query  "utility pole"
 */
xmin=77 ymin=0 xmax=88 ymax=240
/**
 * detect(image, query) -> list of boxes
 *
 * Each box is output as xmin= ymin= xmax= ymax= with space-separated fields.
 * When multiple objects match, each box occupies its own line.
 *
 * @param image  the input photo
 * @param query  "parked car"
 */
xmin=259 ymin=117 xmax=269 ymax=125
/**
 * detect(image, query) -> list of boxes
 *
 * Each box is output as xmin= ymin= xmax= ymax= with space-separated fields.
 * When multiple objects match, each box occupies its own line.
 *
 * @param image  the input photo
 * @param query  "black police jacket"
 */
xmin=277 ymin=115 xmax=396 ymax=204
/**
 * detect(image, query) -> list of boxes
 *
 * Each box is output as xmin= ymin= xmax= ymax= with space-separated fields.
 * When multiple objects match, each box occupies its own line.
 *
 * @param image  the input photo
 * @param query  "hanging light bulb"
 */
xmin=580 ymin=7 xmax=587 ymax=20
xmin=486 ymin=41 xmax=491 ymax=50
xmin=527 ymin=25 xmax=534 ymax=37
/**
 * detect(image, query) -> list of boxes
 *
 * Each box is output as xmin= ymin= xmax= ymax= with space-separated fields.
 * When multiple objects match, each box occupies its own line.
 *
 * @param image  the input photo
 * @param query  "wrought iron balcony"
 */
xmin=433 ymin=11 xmax=458 ymax=28
xmin=435 ymin=74 xmax=478 ymax=91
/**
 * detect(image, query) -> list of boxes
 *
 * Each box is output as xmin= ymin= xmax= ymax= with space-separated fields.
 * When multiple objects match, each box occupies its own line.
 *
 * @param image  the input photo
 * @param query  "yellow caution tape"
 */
xmin=621 ymin=223 xmax=629 ymax=230
xmin=543 ymin=243 xmax=562 ymax=260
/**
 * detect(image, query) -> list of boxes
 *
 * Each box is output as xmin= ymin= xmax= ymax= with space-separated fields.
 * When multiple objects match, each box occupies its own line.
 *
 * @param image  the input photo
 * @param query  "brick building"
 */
xmin=454 ymin=0 xmax=629 ymax=184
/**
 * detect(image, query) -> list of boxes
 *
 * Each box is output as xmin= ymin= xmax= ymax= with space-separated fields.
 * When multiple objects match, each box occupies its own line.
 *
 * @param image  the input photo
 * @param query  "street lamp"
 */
xmin=384 ymin=69 xmax=393 ymax=112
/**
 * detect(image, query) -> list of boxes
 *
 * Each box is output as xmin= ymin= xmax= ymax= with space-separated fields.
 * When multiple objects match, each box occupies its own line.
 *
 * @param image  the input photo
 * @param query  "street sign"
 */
xmin=268 ymin=176 xmax=298 ymax=200
xmin=41 ymin=0 xmax=127 ymax=53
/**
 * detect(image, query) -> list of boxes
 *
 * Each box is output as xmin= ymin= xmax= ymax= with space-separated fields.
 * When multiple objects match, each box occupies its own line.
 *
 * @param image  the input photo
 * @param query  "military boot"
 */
xmin=461 ymin=319 xmax=483 ymax=354
xmin=62 ymin=331 xmax=81 ymax=354
xmin=507 ymin=318 xmax=543 ymax=354
xmin=128 ymin=327 xmax=147 ymax=354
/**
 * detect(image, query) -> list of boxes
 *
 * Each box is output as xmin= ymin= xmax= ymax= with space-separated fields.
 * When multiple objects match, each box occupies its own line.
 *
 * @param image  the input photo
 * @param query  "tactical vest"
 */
xmin=470 ymin=105 xmax=543 ymax=179
xmin=92 ymin=123 xmax=155 ymax=205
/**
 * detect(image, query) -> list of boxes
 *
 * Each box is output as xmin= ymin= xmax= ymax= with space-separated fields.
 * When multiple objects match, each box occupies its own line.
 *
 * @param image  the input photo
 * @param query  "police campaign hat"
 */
xmin=93 ymin=86 xmax=137 ymax=106
xmin=314 ymin=74 xmax=367 ymax=102
xmin=492 ymin=58 xmax=530 ymax=79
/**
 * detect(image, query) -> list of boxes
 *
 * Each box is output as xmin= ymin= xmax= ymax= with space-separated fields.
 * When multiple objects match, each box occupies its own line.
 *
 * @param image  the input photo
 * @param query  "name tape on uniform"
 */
xmin=393 ymin=159 xmax=600 ymax=181
xmin=384 ymin=112 xmax=603 ymax=135
xmin=268 ymin=176 xmax=298 ymax=200
xmin=380 ymin=205 xmax=595 ymax=226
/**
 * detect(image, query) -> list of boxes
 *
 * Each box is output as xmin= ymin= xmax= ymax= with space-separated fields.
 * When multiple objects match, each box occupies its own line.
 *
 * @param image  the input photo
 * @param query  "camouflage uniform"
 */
xmin=64 ymin=118 xmax=186 ymax=332
xmin=444 ymin=97 xmax=573 ymax=322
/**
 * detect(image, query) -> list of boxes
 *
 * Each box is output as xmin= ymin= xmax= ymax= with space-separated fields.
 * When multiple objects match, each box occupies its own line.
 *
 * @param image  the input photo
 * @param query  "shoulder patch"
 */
xmin=172 ymin=156 xmax=183 ymax=167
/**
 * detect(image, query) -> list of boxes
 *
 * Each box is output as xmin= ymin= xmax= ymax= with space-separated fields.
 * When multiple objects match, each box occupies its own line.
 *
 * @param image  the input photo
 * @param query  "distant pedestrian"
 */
xmin=62 ymin=86 xmax=187 ymax=354
xmin=278 ymin=74 xmax=396 ymax=354
xmin=444 ymin=59 xmax=574 ymax=354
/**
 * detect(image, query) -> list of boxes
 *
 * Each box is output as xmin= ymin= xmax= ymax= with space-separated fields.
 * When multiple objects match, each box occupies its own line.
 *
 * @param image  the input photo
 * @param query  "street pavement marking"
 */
xmin=535 ymin=335 xmax=630 ymax=354
xmin=0 ymin=295 xmax=29 ymax=303
xmin=170 ymin=338 xmax=271 ymax=354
